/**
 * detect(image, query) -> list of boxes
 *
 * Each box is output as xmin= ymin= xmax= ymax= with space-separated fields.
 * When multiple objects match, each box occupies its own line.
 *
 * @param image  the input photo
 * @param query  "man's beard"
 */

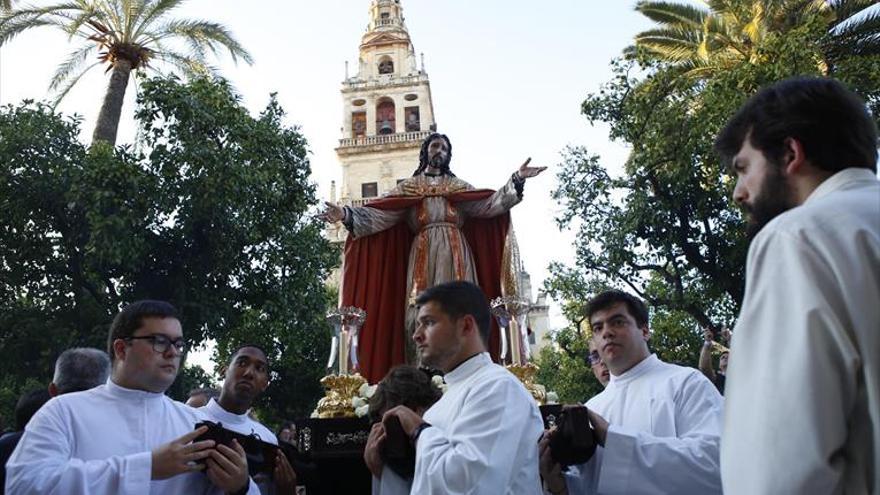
xmin=743 ymin=165 xmax=795 ymax=239
xmin=430 ymin=153 xmax=450 ymax=169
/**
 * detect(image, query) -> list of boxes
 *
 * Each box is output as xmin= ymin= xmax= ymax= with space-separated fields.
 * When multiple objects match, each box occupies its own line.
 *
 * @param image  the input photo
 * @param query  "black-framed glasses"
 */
xmin=125 ymin=335 xmax=186 ymax=354
xmin=587 ymin=350 xmax=602 ymax=367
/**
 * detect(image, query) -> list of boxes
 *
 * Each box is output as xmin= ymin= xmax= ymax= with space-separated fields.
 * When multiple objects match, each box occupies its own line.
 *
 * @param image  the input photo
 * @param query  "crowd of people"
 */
xmin=1 ymin=76 xmax=877 ymax=494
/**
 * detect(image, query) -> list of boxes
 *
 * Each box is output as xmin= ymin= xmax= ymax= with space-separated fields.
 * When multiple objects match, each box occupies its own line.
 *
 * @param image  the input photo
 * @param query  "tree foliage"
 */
xmin=0 ymin=76 xmax=337 ymax=423
xmin=541 ymin=3 xmax=880 ymax=398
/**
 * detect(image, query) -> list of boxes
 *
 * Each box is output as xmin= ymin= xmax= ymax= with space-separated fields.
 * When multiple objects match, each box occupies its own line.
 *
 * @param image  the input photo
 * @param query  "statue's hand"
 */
xmin=319 ymin=201 xmax=345 ymax=223
xmin=517 ymin=158 xmax=547 ymax=179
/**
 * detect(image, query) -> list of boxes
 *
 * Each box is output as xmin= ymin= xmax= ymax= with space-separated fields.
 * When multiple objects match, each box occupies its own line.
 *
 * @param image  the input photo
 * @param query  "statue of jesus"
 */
xmin=320 ymin=133 xmax=546 ymax=382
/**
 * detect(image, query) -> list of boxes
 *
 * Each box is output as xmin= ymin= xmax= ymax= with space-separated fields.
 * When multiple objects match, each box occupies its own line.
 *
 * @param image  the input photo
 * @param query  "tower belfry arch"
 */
xmin=328 ymin=0 xmax=437 ymax=244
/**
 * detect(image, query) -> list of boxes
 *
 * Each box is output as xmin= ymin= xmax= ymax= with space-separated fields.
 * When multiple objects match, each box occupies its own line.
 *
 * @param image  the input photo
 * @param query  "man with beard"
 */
xmin=5 ymin=300 xmax=258 ymax=494
xmin=538 ymin=290 xmax=723 ymax=494
xmin=318 ymin=133 xmax=546 ymax=383
xmin=201 ymin=345 xmax=297 ymax=494
xmin=382 ymin=281 xmax=544 ymax=494
xmin=716 ymin=77 xmax=879 ymax=494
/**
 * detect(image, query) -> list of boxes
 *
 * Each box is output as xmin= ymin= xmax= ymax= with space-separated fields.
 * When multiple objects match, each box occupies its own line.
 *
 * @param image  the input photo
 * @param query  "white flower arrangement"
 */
xmin=431 ymin=374 xmax=448 ymax=393
xmin=352 ymin=383 xmax=378 ymax=418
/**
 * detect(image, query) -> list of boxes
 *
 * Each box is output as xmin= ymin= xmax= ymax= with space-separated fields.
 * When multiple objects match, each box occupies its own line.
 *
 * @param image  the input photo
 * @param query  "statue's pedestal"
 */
xmin=292 ymin=417 xmax=372 ymax=495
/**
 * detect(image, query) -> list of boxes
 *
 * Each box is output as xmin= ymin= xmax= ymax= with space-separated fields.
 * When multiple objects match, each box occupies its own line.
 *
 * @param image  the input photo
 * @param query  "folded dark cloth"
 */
xmin=381 ymin=415 xmax=416 ymax=480
xmin=194 ymin=420 xmax=309 ymax=477
xmin=549 ymin=406 xmax=597 ymax=466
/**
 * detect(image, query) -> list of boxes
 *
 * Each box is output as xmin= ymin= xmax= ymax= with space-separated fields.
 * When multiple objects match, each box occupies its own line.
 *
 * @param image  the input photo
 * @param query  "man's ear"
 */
xmin=782 ymin=137 xmax=807 ymax=176
xmin=219 ymin=365 xmax=228 ymax=377
xmin=48 ymin=382 xmax=58 ymax=398
xmin=640 ymin=325 xmax=651 ymax=342
xmin=459 ymin=314 xmax=477 ymax=337
xmin=112 ymin=339 xmax=127 ymax=362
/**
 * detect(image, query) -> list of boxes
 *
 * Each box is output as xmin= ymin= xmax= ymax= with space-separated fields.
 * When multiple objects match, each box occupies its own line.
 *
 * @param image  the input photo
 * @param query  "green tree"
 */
xmin=0 ymin=0 xmax=253 ymax=145
xmin=542 ymin=4 xmax=880 ymax=390
xmin=0 ymin=75 xmax=337 ymax=420
xmin=633 ymin=0 xmax=880 ymax=78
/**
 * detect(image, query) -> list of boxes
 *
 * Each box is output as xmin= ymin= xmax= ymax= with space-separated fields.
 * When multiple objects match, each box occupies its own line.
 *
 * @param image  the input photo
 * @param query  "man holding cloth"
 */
xmin=382 ymin=281 xmax=544 ymax=494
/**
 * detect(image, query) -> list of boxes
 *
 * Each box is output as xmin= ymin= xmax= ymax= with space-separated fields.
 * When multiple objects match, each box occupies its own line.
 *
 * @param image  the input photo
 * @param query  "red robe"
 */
xmin=340 ymin=190 xmax=509 ymax=384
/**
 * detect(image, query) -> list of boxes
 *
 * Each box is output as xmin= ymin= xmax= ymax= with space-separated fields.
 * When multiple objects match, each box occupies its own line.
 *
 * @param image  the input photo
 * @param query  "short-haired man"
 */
xmin=539 ymin=290 xmax=723 ymax=494
xmin=6 ymin=300 xmax=259 ymax=494
xmin=49 ymin=347 xmax=111 ymax=397
xmin=697 ymin=329 xmax=728 ymax=395
xmin=382 ymin=281 xmax=544 ymax=494
xmin=201 ymin=345 xmax=297 ymax=494
xmin=716 ymin=77 xmax=879 ymax=493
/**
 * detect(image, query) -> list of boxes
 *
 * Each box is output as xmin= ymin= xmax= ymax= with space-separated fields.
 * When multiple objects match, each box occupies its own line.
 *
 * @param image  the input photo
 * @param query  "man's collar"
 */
xmin=805 ymin=168 xmax=878 ymax=205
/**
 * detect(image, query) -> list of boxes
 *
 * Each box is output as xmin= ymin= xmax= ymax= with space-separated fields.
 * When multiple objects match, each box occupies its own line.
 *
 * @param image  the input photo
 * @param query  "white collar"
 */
xmin=204 ymin=397 xmax=249 ymax=426
xmin=805 ymin=168 xmax=878 ymax=204
xmin=443 ymin=352 xmax=491 ymax=385
xmin=608 ymin=353 xmax=660 ymax=385
xmin=106 ymin=378 xmax=166 ymax=401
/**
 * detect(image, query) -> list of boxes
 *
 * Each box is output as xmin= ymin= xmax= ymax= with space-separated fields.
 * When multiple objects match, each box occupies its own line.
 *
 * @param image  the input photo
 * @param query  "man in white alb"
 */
xmin=5 ymin=300 xmax=259 ymax=495
xmin=201 ymin=344 xmax=297 ymax=494
xmin=539 ymin=290 xmax=723 ymax=494
xmin=382 ymin=280 xmax=545 ymax=494
xmin=716 ymin=76 xmax=880 ymax=494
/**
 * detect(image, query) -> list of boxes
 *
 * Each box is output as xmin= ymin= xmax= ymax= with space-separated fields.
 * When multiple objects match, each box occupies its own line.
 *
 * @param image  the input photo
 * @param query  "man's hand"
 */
xmin=274 ymin=449 xmax=297 ymax=494
xmin=586 ymin=408 xmax=609 ymax=446
xmin=382 ymin=405 xmax=424 ymax=436
xmin=516 ymin=158 xmax=548 ymax=179
xmin=364 ymin=422 xmax=386 ymax=478
xmin=205 ymin=439 xmax=250 ymax=494
xmin=318 ymin=201 xmax=344 ymax=223
xmin=702 ymin=327 xmax=714 ymax=345
xmin=538 ymin=429 xmax=568 ymax=495
xmin=151 ymin=426 xmax=215 ymax=480
xmin=721 ymin=327 xmax=732 ymax=343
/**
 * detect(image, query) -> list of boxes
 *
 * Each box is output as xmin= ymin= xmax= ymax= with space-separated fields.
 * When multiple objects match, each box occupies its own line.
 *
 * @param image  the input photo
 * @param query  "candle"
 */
xmin=509 ymin=319 xmax=522 ymax=365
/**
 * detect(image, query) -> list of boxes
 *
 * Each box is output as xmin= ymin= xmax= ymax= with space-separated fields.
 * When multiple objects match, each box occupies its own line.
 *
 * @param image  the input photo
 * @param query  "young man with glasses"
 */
xmin=587 ymin=339 xmax=609 ymax=388
xmin=6 ymin=300 xmax=260 ymax=494
xmin=539 ymin=290 xmax=723 ymax=494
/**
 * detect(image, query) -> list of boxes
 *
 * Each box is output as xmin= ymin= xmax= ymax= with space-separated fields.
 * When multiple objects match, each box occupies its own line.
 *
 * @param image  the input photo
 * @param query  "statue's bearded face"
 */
xmin=427 ymin=138 xmax=450 ymax=169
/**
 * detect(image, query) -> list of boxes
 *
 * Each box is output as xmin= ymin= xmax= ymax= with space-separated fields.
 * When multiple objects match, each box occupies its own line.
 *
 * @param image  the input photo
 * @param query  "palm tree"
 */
xmin=0 ymin=0 xmax=253 ymax=145
xmin=633 ymin=0 xmax=880 ymax=78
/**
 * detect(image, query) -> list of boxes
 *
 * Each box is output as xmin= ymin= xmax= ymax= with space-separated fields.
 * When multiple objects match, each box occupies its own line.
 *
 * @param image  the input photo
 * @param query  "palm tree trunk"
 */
xmin=92 ymin=60 xmax=133 ymax=146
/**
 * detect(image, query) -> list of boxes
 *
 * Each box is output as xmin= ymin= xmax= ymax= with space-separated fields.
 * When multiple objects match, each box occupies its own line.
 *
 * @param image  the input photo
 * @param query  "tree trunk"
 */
xmin=92 ymin=60 xmax=132 ymax=146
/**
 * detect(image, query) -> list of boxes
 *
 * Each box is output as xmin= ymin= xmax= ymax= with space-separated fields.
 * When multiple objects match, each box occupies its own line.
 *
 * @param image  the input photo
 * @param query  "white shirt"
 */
xmin=201 ymin=398 xmax=277 ymax=494
xmin=5 ymin=380 xmax=259 ymax=495
xmin=371 ymin=465 xmax=411 ymax=495
xmin=722 ymin=168 xmax=880 ymax=494
xmin=563 ymin=354 xmax=723 ymax=495
xmin=412 ymin=352 xmax=544 ymax=495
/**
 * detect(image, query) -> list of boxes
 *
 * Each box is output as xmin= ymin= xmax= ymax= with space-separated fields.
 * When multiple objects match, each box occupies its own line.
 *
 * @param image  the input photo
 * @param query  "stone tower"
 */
xmin=327 ymin=0 xmax=435 ymax=243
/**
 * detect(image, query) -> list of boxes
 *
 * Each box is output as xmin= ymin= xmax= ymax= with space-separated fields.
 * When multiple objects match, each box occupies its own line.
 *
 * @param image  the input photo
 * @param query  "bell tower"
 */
xmin=328 ymin=0 xmax=436 ymax=242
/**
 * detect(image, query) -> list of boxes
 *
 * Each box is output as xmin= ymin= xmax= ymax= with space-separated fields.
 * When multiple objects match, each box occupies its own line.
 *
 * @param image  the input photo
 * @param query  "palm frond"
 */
xmin=49 ymin=42 xmax=98 ymax=91
xmin=133 ymin=0 xmax=181 ymax=39
xmin=153 ymin=48 xmax=216 ymax=77
xmin=636 ymin=1 xmax=709 ymax=27
xmin=827 ymin=0 xmax=880 ymax=26
xmin=50 ymin=60 xmax=101 ymax=106
xmin=157 ymin=18 xmax=253 ymax=64
xmin=830 ymin=4 xmax=880 ymax=38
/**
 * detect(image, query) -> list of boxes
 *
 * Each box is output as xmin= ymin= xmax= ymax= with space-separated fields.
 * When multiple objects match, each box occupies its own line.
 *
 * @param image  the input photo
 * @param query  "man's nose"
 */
xmin=733 ymin=178 xmax=748 ymax=205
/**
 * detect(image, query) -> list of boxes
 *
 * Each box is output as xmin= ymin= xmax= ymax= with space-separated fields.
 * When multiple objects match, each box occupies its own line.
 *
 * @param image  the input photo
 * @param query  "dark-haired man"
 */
xmin=201 ymin=345 xmax=297 ymax=494
xmin=6 ymin=300 xmax=259 ymax=494
xmin=0 ymin=389 xmax=51 ymax=492
xmin=186 ymin=387 xmax=220 ymax=408
xmin=382 ymin=281 xmax=544 ymax=494
xmin=717 ymin=77 xmax=879 ymax=493
xmin=539 ymin=290 xmax=723 ymax=494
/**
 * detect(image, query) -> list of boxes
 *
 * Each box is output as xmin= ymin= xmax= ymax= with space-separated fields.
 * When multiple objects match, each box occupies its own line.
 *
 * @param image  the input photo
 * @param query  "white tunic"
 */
xmin=371 ymin=465 xmax=411 ymax=495
xmin=412 ymin=352 xmax=544 ymax=495
xmin=563 ymin=354 xmax=723 ymax=495
xmin=5 ymin=380 xmax=259 ymax=495
xmin=722 ymin=168 xmax=880 ymax=494
xmin=200 ymin=398 xmax=278 ymax=494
